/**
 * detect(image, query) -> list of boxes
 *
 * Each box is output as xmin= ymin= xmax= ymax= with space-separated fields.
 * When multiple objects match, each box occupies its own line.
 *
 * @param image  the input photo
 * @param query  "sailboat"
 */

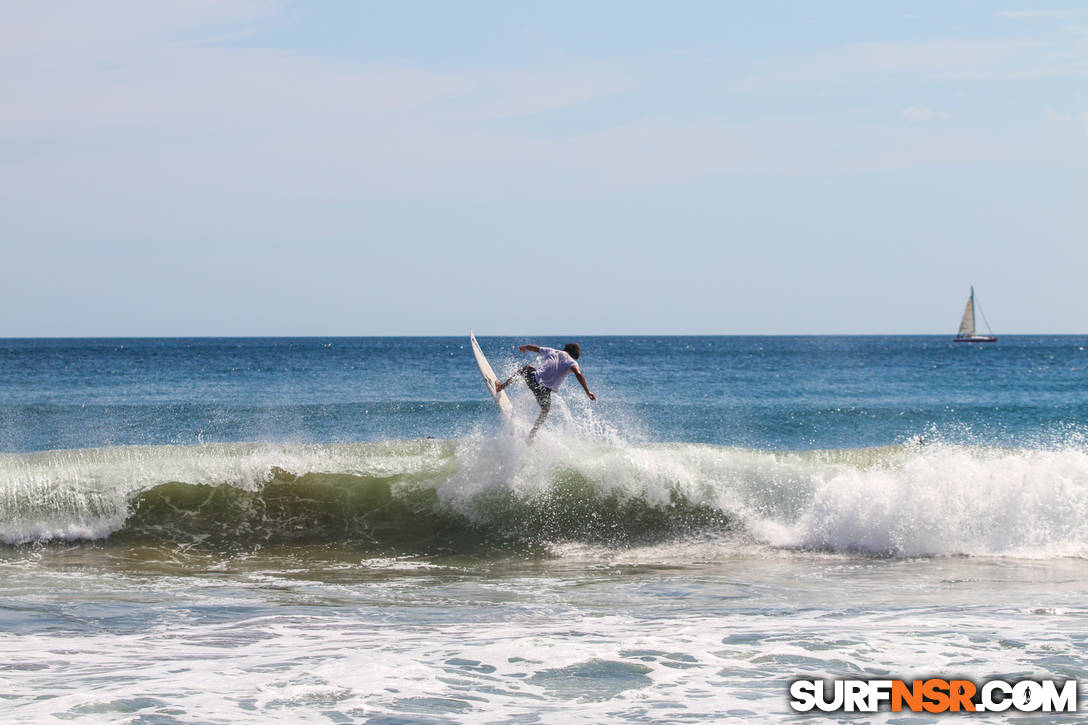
xmin=953 ymin=286 xmax=997 ymax=343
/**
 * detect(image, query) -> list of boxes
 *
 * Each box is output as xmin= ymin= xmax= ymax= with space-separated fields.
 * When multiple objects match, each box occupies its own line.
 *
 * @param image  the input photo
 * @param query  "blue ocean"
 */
xmin=2 ymin=336 xmax=1088 ymax=722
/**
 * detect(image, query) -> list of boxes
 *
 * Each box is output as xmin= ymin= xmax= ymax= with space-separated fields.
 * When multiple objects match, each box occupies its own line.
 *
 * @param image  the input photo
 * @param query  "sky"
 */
xmin=2 ymin=1 xmax=1086 ymax=336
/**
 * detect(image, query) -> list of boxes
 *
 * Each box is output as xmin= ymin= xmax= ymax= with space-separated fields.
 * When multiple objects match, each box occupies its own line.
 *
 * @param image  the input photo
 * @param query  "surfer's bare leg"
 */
xmin=528 ymin=401 xmax=550 ymax=442
xmin=496 ymin=364 xmax=532 ymax=393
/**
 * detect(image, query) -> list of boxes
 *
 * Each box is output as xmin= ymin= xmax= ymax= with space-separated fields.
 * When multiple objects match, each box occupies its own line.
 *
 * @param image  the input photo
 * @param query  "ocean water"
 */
xmin=2 ymin=335 xmax=1088 ymax=723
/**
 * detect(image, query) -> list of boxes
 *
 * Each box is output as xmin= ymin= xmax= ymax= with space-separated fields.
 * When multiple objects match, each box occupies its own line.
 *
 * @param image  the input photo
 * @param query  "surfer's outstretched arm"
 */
xmin=519 ymin=344 xmax=541 ymax=353
xmin=573 ymin=369 xmax=596 ymax=401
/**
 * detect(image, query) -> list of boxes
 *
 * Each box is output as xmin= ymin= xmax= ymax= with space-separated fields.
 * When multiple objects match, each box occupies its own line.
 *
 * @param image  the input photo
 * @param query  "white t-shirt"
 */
xmin=535 ymin=347 xmax=579 ymax=391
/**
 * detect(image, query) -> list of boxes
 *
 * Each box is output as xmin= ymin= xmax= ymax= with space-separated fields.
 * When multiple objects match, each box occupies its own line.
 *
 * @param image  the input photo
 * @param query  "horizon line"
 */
xmin=1 ymin=332 xmax=1084 ymax=340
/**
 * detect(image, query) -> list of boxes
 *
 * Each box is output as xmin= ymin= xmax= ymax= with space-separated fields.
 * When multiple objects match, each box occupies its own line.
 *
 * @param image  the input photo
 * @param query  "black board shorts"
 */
xmin=521 ymin=365 xmax=551 ymax=408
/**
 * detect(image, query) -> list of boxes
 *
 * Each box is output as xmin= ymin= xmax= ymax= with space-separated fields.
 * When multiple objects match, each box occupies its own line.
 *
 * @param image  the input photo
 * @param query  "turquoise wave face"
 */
xmin=120 ymin=471 xmax=733 ymax=551
xmin=123 ymin=473 xmax=485 ymax=551
xmin=4 ymin=438 xmax=1088 ymax=558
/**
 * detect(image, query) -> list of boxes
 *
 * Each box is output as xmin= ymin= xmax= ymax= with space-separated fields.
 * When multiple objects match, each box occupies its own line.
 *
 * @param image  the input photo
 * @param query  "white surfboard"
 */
xmin=470 ymin=331 xmax=513 ymax=419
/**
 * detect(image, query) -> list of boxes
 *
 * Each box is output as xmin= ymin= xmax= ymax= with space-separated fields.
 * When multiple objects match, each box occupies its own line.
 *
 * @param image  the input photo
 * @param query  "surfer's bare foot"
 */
xmin=494 ymin=380 xmax=504 ymax=392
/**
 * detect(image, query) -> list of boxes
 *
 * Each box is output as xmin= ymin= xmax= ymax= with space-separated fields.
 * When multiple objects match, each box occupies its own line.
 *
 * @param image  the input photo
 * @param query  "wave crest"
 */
xmin=2 ymin=438 xmax=1087 ymax=558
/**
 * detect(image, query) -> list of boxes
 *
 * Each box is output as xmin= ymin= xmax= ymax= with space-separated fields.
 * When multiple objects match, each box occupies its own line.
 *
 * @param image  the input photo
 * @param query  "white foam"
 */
xmin=438 ymin=429 xmax=1088 ymax=559
xmin=761 ymin=445 xmax=1088 ymax=558
xmin=5 ymin=559 xmax=1087 ymax=724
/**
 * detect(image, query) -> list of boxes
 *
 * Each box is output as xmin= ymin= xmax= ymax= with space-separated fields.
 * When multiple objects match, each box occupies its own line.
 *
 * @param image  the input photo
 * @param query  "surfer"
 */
xmin=495 ymin=343 xmax=596 ymax=440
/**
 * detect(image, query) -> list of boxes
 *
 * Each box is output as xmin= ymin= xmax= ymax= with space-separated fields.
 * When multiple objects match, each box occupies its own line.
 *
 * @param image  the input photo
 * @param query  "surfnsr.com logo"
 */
xmin=789 ymin=678 xmax=1078 ymax=713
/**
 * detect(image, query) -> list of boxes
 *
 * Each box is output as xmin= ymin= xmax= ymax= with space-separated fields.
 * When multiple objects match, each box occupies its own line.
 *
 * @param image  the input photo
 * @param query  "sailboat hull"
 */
xmin=953 ymin=336 xmax=997 ymax=343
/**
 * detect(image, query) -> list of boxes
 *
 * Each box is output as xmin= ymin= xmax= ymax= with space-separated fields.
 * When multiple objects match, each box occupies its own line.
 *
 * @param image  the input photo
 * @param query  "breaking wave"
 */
xmin=2 ymin=435 xmax=1087 ymax=558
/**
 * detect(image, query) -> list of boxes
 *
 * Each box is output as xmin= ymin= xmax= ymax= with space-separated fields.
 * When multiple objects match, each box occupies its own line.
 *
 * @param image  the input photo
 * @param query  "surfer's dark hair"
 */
xmin=563 ymin=343 xmax=581 ymax=360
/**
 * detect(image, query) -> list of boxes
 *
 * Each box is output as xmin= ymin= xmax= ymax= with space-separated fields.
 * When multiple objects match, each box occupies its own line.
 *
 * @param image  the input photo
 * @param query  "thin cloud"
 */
xmin=0 ymin=3 xmax=631 ymax=133
xmin=903 ymin=106 xmax=948 ymax=121
xmin=1043 ymin=107 xmax=1088 ymax=135
xmin=998 ymin=10 xmax=1088 ymax=20
xmin=2 ymin=0 xmax=1087 ymax=212
xmin=738 ymin=34 xmax=1088 ymax=89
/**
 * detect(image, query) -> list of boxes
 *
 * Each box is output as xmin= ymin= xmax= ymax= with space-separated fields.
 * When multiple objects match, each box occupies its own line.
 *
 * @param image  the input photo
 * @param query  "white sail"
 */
xmin=957 ymin=288 xmax=975 ymax=337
